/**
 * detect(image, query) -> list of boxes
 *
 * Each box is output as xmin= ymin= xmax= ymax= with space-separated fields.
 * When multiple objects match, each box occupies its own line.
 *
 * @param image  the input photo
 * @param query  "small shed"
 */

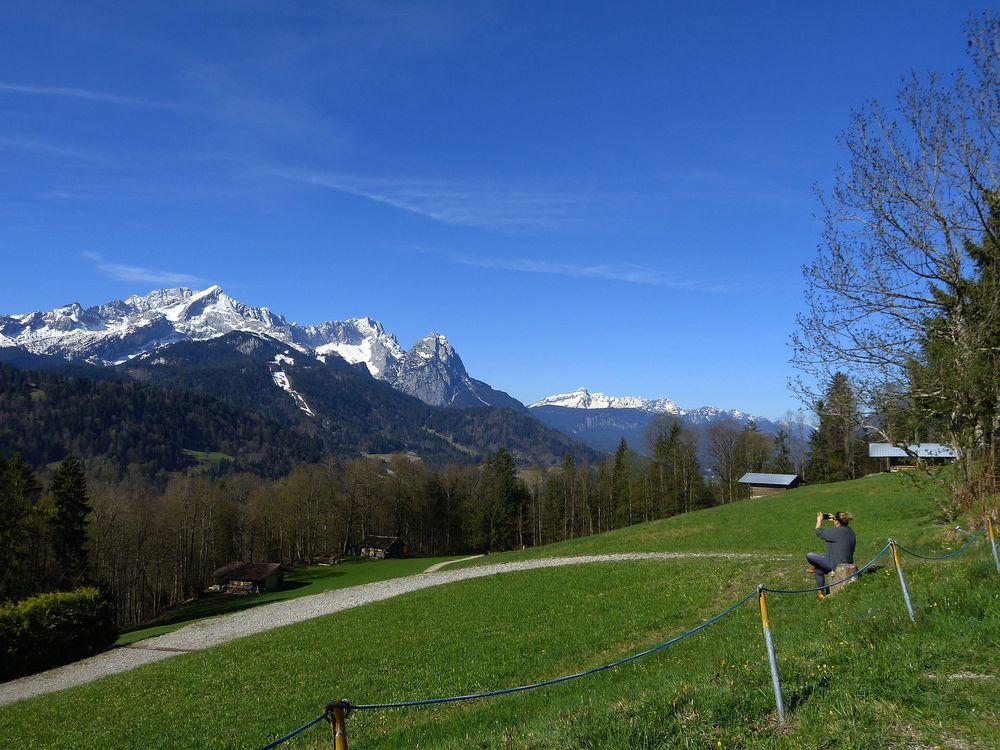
xmin=868 ymin=443 xmax=956 ymax=471
xmin=359 ymin=536 xmax=406 ymax=559
xmin=210 ymin=562 xmax=285 ymax=594
xmin=738 ymin=473 xmax=802 ymax=499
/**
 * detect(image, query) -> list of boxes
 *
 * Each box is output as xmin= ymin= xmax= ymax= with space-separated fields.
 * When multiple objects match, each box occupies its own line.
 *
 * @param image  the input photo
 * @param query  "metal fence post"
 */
xmin=988 ymin=517 xmax=1000 ymax=574
xmin=889 ymin=539 xmax=916 ymax=624
xmin=757 ymin=586 xmax=785 ymax=723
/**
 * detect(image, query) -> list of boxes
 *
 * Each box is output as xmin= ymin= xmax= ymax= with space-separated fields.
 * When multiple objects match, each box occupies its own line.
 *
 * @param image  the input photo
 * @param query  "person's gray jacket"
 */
xmin=816 ymin=526 xmax=856 ymax=566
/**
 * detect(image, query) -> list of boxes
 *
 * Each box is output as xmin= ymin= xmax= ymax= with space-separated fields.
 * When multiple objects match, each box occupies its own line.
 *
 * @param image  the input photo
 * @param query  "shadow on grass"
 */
xmin=122 ymin=578 xmax=334 ymax=631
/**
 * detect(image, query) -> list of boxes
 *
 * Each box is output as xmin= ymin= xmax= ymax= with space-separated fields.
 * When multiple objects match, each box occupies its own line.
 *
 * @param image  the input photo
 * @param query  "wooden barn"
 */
xmin=210 ymin=562 xmax=286 ymax=594
xmin=737 ymin=473 xmax=802 ymax=499
xmin=359 ymin=536 xmax=406 ymax=559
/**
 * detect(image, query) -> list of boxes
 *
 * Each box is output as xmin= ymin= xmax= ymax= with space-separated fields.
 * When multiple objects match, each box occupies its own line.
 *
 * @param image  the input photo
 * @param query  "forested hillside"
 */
xmin=0 ymin=364 xmax=326 ymax=480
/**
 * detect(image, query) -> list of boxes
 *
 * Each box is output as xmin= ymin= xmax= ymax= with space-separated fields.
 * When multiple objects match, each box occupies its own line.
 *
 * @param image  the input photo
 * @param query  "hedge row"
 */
xmin=0 ymin=587 xmax=118 ymax=682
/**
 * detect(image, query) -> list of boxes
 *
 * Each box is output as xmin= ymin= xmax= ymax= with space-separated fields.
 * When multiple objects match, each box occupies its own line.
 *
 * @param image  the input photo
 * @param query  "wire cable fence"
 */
xmin=257 ymin=520 xmax=994 ymax=749
xmin=895 ymin=524 xmax=985 ymax=560
xmin=760 ymin=540 xmax=892 ymax=594
xmin=346 ymin=587 xmax=760 ymax=712
xmin=258 ymin=711 xmax=331 ymax=750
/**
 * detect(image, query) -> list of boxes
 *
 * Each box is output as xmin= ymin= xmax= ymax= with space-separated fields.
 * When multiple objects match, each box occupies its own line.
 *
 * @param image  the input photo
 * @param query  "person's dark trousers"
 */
xmin=806 ymin=552 xmax=834 ymax=592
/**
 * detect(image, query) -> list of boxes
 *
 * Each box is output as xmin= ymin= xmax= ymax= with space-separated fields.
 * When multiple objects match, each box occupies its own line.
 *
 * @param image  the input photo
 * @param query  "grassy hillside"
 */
xmin=117 ymin=556 xmax=467 ymax=645
xmin=1 ymin=473 xmax=997 ymax=749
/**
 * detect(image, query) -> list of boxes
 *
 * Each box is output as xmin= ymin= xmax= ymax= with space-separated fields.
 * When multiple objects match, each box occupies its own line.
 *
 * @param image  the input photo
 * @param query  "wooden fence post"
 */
xmin=329 ymin=701 xmax=349 ymax=750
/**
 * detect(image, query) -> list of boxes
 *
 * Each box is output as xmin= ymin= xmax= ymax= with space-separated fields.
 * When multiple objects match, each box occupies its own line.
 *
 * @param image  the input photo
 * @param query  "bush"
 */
xmin=0 ymin=587 xmax=118 ymax=682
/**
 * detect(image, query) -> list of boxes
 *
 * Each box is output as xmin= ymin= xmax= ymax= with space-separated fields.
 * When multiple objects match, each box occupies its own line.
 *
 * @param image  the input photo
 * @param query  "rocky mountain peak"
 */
xmin=1 ymin=285 xmax=523 ymax=411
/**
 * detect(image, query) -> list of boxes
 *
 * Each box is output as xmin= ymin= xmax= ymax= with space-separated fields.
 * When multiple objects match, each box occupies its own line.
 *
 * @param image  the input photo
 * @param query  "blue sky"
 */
xmin=0 ymin=1 xmax=989 ymax=419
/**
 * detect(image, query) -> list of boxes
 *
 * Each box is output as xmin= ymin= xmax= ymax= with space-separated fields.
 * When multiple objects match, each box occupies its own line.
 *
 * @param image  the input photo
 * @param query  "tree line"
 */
xmin=1 ymin=412 xmax=806 ymax=627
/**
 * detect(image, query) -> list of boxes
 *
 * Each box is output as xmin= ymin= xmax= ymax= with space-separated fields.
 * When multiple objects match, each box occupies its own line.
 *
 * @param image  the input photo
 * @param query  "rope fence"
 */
xmin=257 ymin=518 xmax=997 ymax=749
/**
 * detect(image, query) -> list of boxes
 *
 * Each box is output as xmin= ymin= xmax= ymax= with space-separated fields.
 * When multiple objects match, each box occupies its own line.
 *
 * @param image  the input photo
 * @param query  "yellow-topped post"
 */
xmin=757 ymin=586 xmax=785 ymax=723
xmin=988 ymin=516 xmax=1000 ymax=573
xmin=328 ymin=701 xmax=349 ymax=750
xmin=889 ymin=539 xmax=916 ymax=624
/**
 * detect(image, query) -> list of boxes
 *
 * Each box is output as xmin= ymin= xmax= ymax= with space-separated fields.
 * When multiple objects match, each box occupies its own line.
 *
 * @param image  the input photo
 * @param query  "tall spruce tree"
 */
xmin=807 ymin=373 xmax=865 ymax=483
xmin=478 ymin=448 xmax=527 ymax=551
xmin=908 ymin=192 xmax=1000 ymax=508
xmin=610 ymin=438 xmax=632 ymax=528
xmin=50 ymin=455 xmax=92 ymax=588
xmin=0 ymin=453 xmax=42 ymax=601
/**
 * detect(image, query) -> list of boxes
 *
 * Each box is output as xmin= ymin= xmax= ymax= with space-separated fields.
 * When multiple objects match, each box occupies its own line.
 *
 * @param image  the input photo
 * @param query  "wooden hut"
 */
xmin=359 ymin=536 xmax=406 ymax=559
xmin=210 ymin=562 xmax=285 ymax=594
xmin=737 ymin=473 xmax=802 ymax=499
xmin=868 ymin=443 xmax=956 ymax=471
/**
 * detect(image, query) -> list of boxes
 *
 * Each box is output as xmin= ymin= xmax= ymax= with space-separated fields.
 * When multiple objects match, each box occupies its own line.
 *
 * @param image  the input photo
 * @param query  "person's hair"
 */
xmin=834 ymin=511 xmax=853 ymax=526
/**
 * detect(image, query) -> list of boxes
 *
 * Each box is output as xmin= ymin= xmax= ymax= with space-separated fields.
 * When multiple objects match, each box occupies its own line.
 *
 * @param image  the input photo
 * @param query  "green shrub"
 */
xmin=0 ymin=587 xmax=118 ymax=681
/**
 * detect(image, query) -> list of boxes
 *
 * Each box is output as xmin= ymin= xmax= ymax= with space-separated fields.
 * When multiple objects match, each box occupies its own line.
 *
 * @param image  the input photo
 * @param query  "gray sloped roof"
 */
xmin=737 ymin=473 xmax=801 ymax=486
xmin=210 ymin=562 xmax=284 ymax=581
xmin=360 ymin=535 xmax=402 ymax=550
xmin=868 ymin=443 xmax=956 ymax=458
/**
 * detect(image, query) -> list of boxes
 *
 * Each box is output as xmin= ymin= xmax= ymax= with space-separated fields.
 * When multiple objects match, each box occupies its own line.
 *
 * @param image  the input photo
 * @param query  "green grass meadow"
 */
xmin=117 ymin=556 xmax=465 ymax=645
xmin=1 ymin=473 xmax=997 ymax=749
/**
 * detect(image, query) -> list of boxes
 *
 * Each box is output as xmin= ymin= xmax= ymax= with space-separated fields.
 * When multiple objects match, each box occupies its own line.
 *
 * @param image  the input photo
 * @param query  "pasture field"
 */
xmin=1 ymin=473 xmax=997 ymax=749
xmin=118 ymin=556 xmax=466 ymax=645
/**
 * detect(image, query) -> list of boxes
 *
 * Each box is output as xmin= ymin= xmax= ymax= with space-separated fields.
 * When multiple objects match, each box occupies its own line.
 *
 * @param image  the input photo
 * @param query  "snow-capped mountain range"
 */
xmin=527 ymin=387 xmax=779 ymax=457
xmin=530 ymin=386 xmax=759 ymax=424
xmin=1 ymin=287 xmax=771 ymax=433
xmin=0 ymin=285 xmax=522 ymax=411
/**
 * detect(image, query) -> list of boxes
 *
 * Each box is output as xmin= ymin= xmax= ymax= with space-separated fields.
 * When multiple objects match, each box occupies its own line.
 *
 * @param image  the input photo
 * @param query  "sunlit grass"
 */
xmin=2 ymin=474 xmax=996 ymax=749
xmin=117 ymin=556 xmax=463 ymax=645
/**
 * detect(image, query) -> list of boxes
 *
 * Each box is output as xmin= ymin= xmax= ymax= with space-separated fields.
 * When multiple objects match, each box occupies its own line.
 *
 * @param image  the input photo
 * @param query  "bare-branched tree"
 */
xmin=792 ymin=12 xmax=999 ymax=510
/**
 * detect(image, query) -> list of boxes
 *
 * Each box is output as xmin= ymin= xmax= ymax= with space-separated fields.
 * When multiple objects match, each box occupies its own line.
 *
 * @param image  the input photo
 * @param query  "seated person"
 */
xmin=806 ymin=511 xmax=855 ymax=600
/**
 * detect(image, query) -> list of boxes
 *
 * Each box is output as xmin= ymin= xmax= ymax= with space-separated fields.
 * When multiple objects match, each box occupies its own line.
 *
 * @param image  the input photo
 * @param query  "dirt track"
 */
xmin=0 ymin=551 xmax=764 ymax=707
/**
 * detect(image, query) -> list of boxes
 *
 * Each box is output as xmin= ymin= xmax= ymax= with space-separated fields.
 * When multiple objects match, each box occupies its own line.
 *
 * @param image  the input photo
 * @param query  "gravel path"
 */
xmin=424 ymin=554 xmax=484 ymax=572
xmin=0 ymin=551 xmax=763 ymax=707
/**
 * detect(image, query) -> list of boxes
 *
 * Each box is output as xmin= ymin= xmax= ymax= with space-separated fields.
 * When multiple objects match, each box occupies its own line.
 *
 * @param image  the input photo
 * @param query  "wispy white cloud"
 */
xmin=657 ymin=167 xmax=805 ymax=210
xmin=83 ymin=252 xmax=205 ymax=286
xmin=440 ymin=251 xmax=732 ymax=292
xmin=0 ymin=81 xmax=183 ymax=110
xmin=268 ymin=169 xmax=601 ymax=231
xmin=0 ymin=136 xmax=111 ymax=164
xmin=42 ymin=190 xmax=94 ymax=201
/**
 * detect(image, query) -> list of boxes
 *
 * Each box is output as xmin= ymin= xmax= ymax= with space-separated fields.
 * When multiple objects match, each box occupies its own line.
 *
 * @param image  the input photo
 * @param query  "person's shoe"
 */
xmin=816 ymin=591 xmax=825 ymax=602
xmin=807 ymin=565 xmax=817 ymax=573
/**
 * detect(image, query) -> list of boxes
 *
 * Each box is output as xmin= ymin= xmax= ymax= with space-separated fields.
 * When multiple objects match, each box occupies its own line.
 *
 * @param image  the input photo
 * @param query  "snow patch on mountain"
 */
xmin=300 ymin=317 xmax=403 ymax=378
xmin=269 ymin=364 xmax=314 ymax=416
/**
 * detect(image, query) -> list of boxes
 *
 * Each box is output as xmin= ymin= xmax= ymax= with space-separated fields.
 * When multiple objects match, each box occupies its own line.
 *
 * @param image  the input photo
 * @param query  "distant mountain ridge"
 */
xmin=529 ymin=386 xmax=780 ymax=457
xmin=531 ymin=387 xmax=682 ymax=414
xmin=531 ymin=386 xmax=759 ymax=423
xmin=0 ymin=285 xmax=524 ymax=412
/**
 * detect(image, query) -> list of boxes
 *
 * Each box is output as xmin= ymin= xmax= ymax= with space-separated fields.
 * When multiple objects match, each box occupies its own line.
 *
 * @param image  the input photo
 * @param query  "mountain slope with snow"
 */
xmin=0 ymin=286 xmax=523 ymax=411
xmin=531 ymin=386 xmax=681 ymax=414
